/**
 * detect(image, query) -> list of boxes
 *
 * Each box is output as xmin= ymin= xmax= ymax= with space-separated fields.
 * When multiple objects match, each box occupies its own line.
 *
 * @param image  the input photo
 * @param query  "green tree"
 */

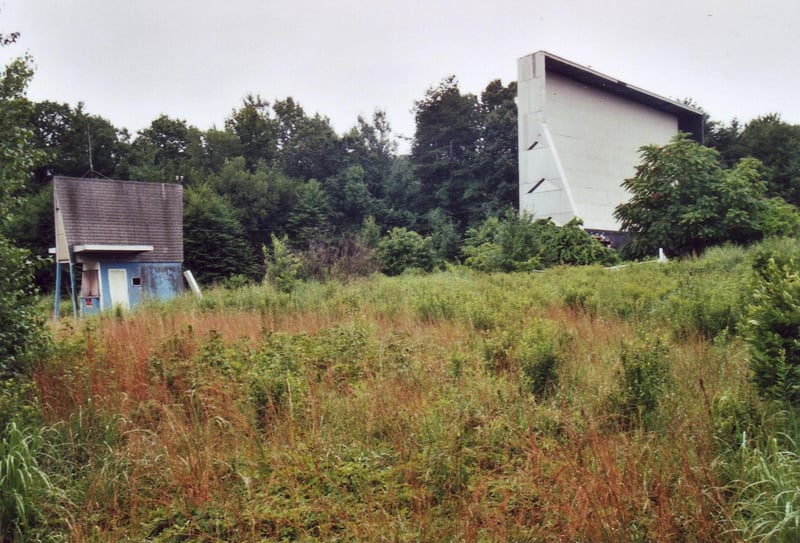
xmin=411 ymin=77 xmax=519 ymax=233
xmin=263 ymin=234 xmax=303 ymax=293
xmin=326 ymin=164 xmax=376 ymax=231
xmin=704 ymin=117 xmax=747 ymax=168
xmin=206 ymin=157 xmax=299 ymax=247
xmin=0 ymin=45 xmax=49 ymax=381
xmin=341 ymin=110 xmax=396 ymax=199
xmin=738 ymin=114 xmax=800 ymax=206
xmin=286 ymin=179 xmax=332 ymax=242
xmin=181 ymin=126 xmax=240 ymax=178
xmin=183 ymin=184 xmax=260 ymax=284
xmin=0 ymin=56 xmax=40 ymax=217
xmin=30 ymin=101 xmax=128 ymax=184
xmin=380 ymin=155 xmax=423 ymax=230
xmin=225 ymin=94 xmax=276 ymax=171
xmin=614 ymin=133 xmax=766 ymax=258
xmin=273 ymin=97 xmax=343 ymax=182
xmin=129 ymin=115 xmax=193 ymax=182
xmin=411 ymin=76 xmax=481 ymax=225
xmin=470 ymin=80 xmax=519 ymax=219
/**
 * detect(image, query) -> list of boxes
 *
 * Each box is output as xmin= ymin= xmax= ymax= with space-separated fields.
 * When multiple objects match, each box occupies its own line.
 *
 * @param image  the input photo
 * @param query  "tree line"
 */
xmin=5 ymin=76 xmax=521 ymax=286
xmin=4 ymin=47 xmax=800 ymax=287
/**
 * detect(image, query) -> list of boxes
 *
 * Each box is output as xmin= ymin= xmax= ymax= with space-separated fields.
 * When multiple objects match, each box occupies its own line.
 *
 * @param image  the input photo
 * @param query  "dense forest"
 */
xmin=7 ymin=76 xmax=521 ymax=286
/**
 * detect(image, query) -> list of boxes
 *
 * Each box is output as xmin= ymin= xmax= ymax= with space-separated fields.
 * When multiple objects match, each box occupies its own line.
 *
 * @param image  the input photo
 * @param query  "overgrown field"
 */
xmin=7 ymin=242 xmax=800 ymax=541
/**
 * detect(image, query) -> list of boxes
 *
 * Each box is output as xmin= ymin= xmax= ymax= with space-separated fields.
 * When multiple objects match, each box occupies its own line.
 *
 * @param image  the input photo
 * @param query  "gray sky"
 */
xmin=2 ymin=0 xmax=798 ymax=151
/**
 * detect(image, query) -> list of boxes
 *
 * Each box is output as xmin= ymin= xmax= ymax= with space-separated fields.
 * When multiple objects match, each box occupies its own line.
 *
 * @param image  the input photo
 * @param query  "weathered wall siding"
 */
xmin=142 ymin=264 xmax=184 ymax=301
xmin=93 ymin=262 xmax=183 ymax=312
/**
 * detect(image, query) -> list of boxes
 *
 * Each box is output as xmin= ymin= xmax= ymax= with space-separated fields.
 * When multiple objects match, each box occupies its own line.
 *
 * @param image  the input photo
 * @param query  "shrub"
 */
xmin=462 ymin=211 xmax=616 ymax=272
xmin=608 ymin=334 xmax=672 ymax=429
xmin=462 ymin=210 xmax=540 ymax=272
xmin=0 ymin=238 xmax=48 ymax=380
xmin=263 ymin=233 xmax=303 ymax=292
xmin=744 ymin=254 xmax=800 ymax=404
xmin=480 ymin=320 xmax=566 ymax=398
xmin=759 ymin=196 xmax=800 ymax=239
xmin=517 ymin=324 xmax=565 ymax=399
xmin=247 ymin=332 xmax=307 ymax=426
xmin=426 ymin=208 xmax=461 ymax=264
xmin=300 ymin=236 xmax=378 ymax=281
xmin=376 ymin=227 xmax=435 ymax=275
xmin=537 ymin=218 xmax=619 ymax=267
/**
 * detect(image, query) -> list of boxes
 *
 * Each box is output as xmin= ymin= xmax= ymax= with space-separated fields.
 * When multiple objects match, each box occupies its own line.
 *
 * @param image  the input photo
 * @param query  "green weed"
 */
xmin=0 ymin=423 xmax=52 ymax=540
xmin=608 ymin=333 xmax=673 ymax=430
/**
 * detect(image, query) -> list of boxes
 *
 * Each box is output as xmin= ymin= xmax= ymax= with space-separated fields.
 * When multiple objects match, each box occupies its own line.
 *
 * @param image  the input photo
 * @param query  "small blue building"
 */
xmin=53 ymin=176 xmax=184 ymax=315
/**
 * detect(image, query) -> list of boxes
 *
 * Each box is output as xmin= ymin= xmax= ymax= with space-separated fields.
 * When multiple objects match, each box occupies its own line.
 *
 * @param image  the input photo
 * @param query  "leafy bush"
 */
xmin=744 ymin=253 xmax=800 ymax=404
xmin=480 ymin=319 xmax=566 ymax=398
xmin=537 ymin=218 xmax=619 ymax=267
xmin=0 ymin=239 xmax=48 ymax=381
xmin=462 ymin=210 xmax=616 ymax=272
xmin=426 ymin=208 xmax=461 ymax=264
xmin=376 ymin=227 xmax=435 ymax=275
xmin=247 ymin=332 xmax=307 ymax=426
xmin=462 ymin=210 xmax=540 ymax=272
xmin=759 ymin=196 xmax=800 ymax=238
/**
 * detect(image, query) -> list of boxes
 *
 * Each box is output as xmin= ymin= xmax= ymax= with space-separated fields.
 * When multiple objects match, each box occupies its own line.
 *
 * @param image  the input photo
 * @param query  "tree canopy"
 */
xmin=615 ymin=133 xmax=774 ymax=258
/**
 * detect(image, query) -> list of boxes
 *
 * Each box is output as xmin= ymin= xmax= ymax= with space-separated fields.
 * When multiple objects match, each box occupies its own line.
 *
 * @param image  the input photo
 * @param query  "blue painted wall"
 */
xmin=80 ymin=261 xmax=183 ymax=314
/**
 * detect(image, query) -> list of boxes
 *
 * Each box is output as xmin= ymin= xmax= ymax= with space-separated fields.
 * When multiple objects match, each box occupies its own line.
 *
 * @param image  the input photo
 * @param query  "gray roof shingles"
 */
xmin=54 ymin=176 xmax=183 ymax=263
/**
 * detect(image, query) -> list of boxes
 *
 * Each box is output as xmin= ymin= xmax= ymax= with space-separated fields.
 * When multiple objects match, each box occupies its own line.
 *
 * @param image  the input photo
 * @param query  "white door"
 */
xmin=108 ymin=269 xmax=130 ymax=310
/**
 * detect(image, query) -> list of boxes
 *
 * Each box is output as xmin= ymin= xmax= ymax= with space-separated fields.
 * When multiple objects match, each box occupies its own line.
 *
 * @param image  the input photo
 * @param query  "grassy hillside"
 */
xmin=7 ymin=242 xmax=800 ymax=541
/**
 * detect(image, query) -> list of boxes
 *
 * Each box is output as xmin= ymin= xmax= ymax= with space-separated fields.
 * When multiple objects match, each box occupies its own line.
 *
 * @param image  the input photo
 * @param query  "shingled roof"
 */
xmin=54 ymin=176 xmax=183 ymax=263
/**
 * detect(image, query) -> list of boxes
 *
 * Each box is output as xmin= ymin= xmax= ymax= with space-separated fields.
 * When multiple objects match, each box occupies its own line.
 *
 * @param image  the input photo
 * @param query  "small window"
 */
xmin=131 ymin=277 xmax=142 ymax=287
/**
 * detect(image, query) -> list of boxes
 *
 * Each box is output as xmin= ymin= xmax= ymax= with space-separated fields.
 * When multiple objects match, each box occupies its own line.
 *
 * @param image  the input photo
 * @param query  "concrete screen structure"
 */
xmin=517 ymin=51 xmax=704 ymax=239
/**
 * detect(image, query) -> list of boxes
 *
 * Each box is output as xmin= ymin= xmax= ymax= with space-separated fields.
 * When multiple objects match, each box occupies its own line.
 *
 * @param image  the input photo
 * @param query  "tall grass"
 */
xmin=24 ymin=242 xmax=799 ymax=540
xmin=0 ymin=423 xmax=52 ymax=540
xmin=731 ymin=432 xmax=800 ymax=542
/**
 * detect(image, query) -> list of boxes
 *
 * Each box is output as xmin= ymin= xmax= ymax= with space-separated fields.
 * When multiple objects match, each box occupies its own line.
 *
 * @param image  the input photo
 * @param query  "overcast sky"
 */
xmin=2 ymin=0 xmax=798 ymax=151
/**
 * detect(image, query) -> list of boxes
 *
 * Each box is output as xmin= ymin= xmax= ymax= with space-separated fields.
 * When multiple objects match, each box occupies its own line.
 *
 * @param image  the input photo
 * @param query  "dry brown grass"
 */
xmin=34 ymin=274 xmax=742 ymax=541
